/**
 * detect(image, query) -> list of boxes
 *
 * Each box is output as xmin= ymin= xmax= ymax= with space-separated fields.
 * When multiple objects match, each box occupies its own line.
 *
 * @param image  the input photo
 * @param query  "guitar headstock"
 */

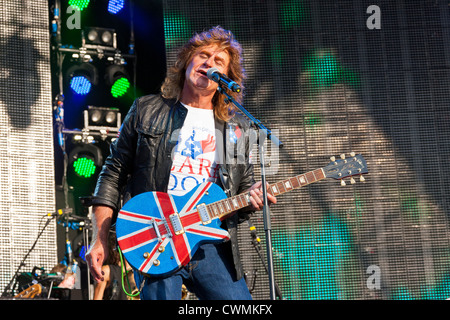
xmin=323 ymin=153 xmax=368 ymax=185
xmin=13 ymin=283 xmax=42 ymax=299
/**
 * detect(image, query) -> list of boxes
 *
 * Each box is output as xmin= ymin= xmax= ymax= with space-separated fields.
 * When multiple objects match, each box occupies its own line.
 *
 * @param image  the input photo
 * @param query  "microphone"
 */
xmin=207 ymin=67 xmax=241 ymax=93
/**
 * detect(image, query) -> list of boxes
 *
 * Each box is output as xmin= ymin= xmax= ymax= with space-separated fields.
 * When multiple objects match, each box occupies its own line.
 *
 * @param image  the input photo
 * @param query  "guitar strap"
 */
xmin=218 ymin=164 xmax=231 ymax=197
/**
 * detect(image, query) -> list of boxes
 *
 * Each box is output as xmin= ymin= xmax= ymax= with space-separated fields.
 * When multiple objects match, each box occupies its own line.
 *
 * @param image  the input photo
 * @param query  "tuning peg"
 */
xmin=330 ymin=156 xmax=336 ymax=162
xmin=340 ymin=180 xmax=346 ymax=186
xmin=340 ymin=154 xmax=345 ymax=159
xmin=360 ymin=175 xmax=365 ymax=182
xmin=350 ymin=152 xmax=355 ymax=157
xmin=350 ymin=177 xmax=356 ymax=184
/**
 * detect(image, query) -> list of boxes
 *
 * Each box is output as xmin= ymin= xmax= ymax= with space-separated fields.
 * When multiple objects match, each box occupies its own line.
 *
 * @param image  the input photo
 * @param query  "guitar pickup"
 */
xmin=197 ymin=204 xmax=211 ymax=225
xmin=169 ymin=213 xmax=184 ymax=235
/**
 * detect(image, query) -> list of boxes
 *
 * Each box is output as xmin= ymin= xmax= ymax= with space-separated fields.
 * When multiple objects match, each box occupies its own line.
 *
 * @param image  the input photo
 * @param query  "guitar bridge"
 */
xmin=169 ymin=213 xmax=184 ymax=235
xmin=197 ymin=203 xmax=211 ymax=225
xmin=151 ymin=219 xmax=163 ymax=242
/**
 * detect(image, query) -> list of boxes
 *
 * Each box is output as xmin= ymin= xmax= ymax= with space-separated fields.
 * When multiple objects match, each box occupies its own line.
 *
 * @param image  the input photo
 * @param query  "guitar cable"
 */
xmin=117 ymin=245 xmax=141 ymax=299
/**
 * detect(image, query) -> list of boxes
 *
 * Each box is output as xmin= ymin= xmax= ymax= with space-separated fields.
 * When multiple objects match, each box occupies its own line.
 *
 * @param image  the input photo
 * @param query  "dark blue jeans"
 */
xmin=133 ymin=242 xmax=252 ymax=300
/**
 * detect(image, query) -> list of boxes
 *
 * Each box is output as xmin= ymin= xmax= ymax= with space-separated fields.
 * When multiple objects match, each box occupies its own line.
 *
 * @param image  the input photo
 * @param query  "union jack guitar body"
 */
xmin=116 ymin=182 xmax=230 ymax=277
xmin=116 ymin=153 xmax=368 ymax=277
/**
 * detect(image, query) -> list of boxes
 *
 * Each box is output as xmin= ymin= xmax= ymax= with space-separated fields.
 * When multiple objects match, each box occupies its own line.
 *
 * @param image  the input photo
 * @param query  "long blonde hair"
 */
xmin=161 ymin=26 xmax=246 ymax=122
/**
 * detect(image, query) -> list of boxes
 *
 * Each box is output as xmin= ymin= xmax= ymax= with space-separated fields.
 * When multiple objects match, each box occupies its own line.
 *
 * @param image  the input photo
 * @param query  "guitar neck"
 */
xmin=205 ymin=168 xmax=326 ymax=220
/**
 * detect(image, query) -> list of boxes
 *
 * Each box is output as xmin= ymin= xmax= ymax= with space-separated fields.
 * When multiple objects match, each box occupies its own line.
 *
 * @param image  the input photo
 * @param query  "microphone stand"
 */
xmin=216 ymin=86 xmax=283 ymax=300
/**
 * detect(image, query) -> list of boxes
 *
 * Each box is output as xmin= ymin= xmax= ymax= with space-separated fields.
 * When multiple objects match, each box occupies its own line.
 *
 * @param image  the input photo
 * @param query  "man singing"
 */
xmin=86 ymin=26 xmax=276 ymax=300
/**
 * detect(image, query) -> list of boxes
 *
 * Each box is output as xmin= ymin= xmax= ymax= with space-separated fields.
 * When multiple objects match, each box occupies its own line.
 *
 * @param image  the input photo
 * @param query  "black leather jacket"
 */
xmin=92 ymin=94 xmax=256 ymax=280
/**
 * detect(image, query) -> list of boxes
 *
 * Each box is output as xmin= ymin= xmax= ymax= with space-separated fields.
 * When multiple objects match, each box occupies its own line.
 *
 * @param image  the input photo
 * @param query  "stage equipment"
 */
xmin=2 ymin=211 xmax=62 ymax=298
xmin=68 ymin=141 xmax=103 ymax=179
xmin=108 ymin=0 xmax=126 ymax=15
xmin=105 ymin=64 xmax=131 ymax=98
xmin=246 ymin=219 xmax=283 ymax=299
xmin=83 ymin=27 xmax=116 ymax=49
xmin=68 ymin=0 xmax=91 ymax=11
xmin=49 ymin=0 xmax=144 ymax=300
xmin=62 ymin=105 xmax=121 ymax=218
xmin=65 ymin=62 xmax=98 ymax=96
xmin=207 ymin=67 xmax=241 ymax=93
xmin=84 ymin=106 xmax=121 ymax=132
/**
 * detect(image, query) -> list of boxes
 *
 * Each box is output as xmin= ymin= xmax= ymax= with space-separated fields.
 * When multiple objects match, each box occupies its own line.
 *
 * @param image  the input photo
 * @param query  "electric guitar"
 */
xmin=116 ymin=153 xmax=368 ymax=277
xmin=14 ymin=283 xmax=42 ymax=299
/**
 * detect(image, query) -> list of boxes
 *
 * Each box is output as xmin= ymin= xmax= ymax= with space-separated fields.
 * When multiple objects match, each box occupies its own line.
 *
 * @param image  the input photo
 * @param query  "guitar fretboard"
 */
xmin=205 ymin=168 xmax=326 ymax=220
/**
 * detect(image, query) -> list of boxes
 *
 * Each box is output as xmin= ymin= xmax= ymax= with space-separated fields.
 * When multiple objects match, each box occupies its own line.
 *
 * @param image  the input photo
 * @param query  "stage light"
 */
xmin=68 ymin=0 xmax=90 ymax=11
xmin=105 ymin=64 xmax=130 ymax=98
xmin=68 ymin=142 xmax=103 ymax=179
xmin=66 ymin=140 xmax=105 ymax=215
xmin=111 ymin=77 xmax=130 ymax=98
xmin=108 ymin=0 xmax=125 ymax=14
xmin=66 ymin=62 xmax=98 ymax=96
xmin=73 ymin=156 xmax=96 ymax=178
xmin=84 ymin=27 xmax=116 ymax=48
xmin=84 ymin=106 xmax=121 ymax=131
xmin=69 ymin=76 xmax=91 ymax=95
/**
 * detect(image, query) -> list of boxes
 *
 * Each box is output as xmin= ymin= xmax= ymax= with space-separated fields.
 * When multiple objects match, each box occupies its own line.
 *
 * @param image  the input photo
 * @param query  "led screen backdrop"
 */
xmin=0 ymin=1 xmax=56 ymax=295
xmin=162 ymin=0 xmax=450 ymax=299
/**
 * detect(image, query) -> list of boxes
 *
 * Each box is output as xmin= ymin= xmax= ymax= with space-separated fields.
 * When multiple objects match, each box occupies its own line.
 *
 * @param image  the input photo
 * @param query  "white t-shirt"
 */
xmin=167 ymin=104 xmax=220 ymax=196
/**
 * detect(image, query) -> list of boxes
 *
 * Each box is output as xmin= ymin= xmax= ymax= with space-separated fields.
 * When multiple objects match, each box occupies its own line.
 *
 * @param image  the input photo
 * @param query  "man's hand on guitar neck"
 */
xmin=85 ymin=205 xmax=114 ymax=283
xmin=246 ymin=181 xmax=277 ymax=211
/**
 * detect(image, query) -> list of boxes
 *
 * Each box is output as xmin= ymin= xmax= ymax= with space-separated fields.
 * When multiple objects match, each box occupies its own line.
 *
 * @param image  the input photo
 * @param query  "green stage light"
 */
xmin=73 ymin=156 xmax=96 ymax=178
xmin=111 ymin=77 xmax=130 ymax=98
xmin=68 ymin=0 xmax=90 ymax=11
xmin=105 ymin=64 xmax=130 ymax=98
xmin=68 ymin=142 xmax=103 ymax=180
